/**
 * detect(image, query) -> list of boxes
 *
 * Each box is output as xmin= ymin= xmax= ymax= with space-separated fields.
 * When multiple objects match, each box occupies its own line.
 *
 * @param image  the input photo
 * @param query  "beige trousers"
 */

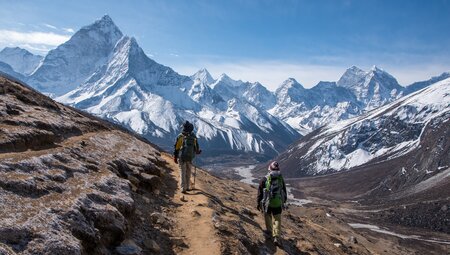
xmin=179 ymin=160 xmax=192 ymax=192
xmin=264 ymin=213 xmax=282 ymax=238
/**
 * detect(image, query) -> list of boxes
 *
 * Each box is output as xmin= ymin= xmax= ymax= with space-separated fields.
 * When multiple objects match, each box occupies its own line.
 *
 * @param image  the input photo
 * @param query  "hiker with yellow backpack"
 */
xmin=257 ymin=161 xmax=287 ymax=246
xmin=173 ymin=121 xmax=201 ymax=194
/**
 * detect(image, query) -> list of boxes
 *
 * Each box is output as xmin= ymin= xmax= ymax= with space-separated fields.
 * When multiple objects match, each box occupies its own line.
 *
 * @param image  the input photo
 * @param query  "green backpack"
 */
xmin=264 ymin=174 xmax=285 ymax=208
xmin=180 ymin=133 xmax=196 ymax=162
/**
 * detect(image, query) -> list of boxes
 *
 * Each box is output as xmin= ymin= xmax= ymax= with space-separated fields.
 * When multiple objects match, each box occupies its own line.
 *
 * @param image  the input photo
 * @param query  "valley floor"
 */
xmin=158 ymin=154 xmax=449 ymax=254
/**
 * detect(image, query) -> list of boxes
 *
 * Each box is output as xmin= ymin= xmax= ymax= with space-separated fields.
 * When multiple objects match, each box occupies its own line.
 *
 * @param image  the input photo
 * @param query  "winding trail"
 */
xmin=163 ymin=154 xmax=221 ymax=255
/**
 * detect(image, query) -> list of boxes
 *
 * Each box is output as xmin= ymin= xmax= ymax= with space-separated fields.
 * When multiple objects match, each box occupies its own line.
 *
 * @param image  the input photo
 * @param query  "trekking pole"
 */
xmin=193 ymin=158 xmax=197 ymax=190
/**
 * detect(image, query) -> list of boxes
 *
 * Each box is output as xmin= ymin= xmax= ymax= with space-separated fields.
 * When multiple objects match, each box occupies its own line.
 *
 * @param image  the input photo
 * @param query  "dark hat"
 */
xmin=182 ymin=121 xmax=194 ymax=133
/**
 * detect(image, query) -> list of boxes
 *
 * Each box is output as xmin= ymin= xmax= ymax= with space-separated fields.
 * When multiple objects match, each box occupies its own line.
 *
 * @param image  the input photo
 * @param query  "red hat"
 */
xmin=268 ymin=161 xmax=280 ymax=171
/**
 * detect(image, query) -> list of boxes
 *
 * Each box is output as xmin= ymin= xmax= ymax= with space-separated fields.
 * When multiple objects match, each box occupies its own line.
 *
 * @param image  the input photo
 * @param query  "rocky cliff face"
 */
xmin=0 ymin=75 xmax=168 ymax=254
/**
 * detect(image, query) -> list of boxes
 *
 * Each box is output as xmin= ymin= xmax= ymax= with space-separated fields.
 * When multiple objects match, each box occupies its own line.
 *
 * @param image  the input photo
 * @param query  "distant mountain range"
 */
xmin=273 ymin=77 xmax=450 ymax=178
xmin=1 ymin=15 xmax=449 ymax=165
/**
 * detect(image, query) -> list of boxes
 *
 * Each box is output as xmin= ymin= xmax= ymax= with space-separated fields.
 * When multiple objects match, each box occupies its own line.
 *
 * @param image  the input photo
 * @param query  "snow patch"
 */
xmin=349 ymin=223 xmax=450 ymax=245
xmin=234 ymin=165 xmax=257 ymax=185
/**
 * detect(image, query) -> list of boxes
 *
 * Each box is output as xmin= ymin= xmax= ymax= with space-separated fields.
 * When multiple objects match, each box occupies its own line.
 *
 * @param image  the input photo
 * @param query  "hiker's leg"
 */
xmin=180 ymin=161 xmax=187 ymax=192
xmin=273 ymin=213 xmax=282 ymax=238
xmin=264 ymin=213 xmax=273 ymax=234
xmin=186 ymin=161 xmax=192 ymax=190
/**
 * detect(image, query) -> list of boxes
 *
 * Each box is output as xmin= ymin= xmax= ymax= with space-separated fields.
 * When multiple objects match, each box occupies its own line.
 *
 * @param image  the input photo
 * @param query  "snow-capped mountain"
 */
xmin=17 ymin=15 xmax=447 ymax=166
xmin=267 ymin=66 xmax=444 ymax=135
xmin=211 ymin=74 xmax=276 ymax=110
xmin=274 ymin=77 xmax=450 ymax=178
xmin=0 ymin=47 xmax=42 ymax=75
xmin=337 ymin=65 xmax=404 ymax=110
xmin=268 ymin=78 xmax=363 ymax=135
xmin=27 ymin=15 xmax=123 ymax=96
xmin=53 ymin=18 xmax=299 ymax=161
xmin=191 ymin=68 xmax=215 ymax=84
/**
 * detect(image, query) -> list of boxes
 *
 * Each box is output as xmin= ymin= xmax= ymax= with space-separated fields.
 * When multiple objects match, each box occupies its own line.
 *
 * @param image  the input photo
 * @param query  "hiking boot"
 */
xmin=273 ymin=237 xmax=281 ymax=246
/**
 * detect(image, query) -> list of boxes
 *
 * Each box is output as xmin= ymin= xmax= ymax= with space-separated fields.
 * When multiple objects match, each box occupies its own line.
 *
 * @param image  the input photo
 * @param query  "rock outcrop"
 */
xmin=0 ymin=76 xmax=168 ymax=254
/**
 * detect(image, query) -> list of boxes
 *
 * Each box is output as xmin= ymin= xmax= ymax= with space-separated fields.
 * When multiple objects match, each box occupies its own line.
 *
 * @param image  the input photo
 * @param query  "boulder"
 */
xmin=143 ymin=239 xmax=160 ymax=253
xmin=139 ymin=173 xmax=161 ymax=192
xmin=116 ymin=239 xmax=142 ymax=255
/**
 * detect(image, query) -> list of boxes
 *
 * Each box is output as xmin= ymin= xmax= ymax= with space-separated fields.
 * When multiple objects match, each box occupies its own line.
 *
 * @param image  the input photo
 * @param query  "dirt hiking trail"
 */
xmin=163 ymin=154 xmax=221 ymax=255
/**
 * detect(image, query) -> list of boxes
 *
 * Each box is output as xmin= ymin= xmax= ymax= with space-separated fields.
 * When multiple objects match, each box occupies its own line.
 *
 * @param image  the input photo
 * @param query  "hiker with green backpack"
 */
xmin=173 ymin=121 xmax=201 ymax=194
xmin=257 ymin=161 xmax=287 ymax=246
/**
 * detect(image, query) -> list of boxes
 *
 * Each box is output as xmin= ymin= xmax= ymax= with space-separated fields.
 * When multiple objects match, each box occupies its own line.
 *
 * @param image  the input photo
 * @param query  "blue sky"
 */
xmin=0 ymin=0 xmax=449 ymax=89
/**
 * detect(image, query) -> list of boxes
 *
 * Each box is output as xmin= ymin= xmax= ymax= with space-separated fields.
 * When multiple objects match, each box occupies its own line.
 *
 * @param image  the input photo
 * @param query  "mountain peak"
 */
xmin=370 ymin=65 xmax=389 ymax=75
xmin=100 ymin=14 xmax=113 ymax=22
xmin=191 ymin=68 xmax=214 ymax=84
xmin=371 ymin=65 xmax=381 ymax=71
xmin=279 ymin=78 xmax=304 ymax=90
xmin=219 ymin=73 xmax=231 ymax=79
xmin=0 ymin=47 xmax=39 ymax=57
xmin=368 ymin=66 xmax=397 ymax=81
xmin=337 ymin=66 xmax=366 ymax=88
xmin=94 ymin=15 xmax=116 ymax=28
xmin=346 ymin=65 xmax=365 ymax=74
xmin=217 ymin=73 xmax=237 ymax=84
xmin=0 ymin=46 xmax=43 ymax=75
xmin=81 ymin=15 xmax=122 ymax=39
xmin=27 ymin=15 xmax=124 ymax=96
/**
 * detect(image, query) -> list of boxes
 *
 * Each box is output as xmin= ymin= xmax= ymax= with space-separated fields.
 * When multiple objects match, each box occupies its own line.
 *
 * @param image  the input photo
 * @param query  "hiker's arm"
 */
xmin=257 ymin=178 xmax=265 ymax=206
xmin=282 ymin=178 xmax=288 ymax=203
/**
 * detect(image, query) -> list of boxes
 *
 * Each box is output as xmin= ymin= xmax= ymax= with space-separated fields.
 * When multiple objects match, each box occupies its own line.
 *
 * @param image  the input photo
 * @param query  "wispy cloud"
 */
xmin=42 ymin=23 xmax=74 ymax=34
xmin=0 ymin=30 xmax=70 ymax=46
xmin=63 ymin=27 xmax=75 ymax=33
xmin=43 ymin=23 xmax=57 ymax=30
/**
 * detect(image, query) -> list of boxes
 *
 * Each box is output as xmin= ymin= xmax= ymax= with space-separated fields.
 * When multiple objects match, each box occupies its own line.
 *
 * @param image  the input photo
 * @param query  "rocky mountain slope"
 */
xmin=1 ymin=75 xmax=448 ymax=255
xmin=0 ymin=47 xmax=42 ymax=76
xmin=0 ymin=75 xmax=171 ymax=254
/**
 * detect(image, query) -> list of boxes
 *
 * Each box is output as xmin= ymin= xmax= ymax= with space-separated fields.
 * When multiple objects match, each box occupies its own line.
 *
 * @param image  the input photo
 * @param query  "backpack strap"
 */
xmin=265 ymin=175 xmax=272 ymax=191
